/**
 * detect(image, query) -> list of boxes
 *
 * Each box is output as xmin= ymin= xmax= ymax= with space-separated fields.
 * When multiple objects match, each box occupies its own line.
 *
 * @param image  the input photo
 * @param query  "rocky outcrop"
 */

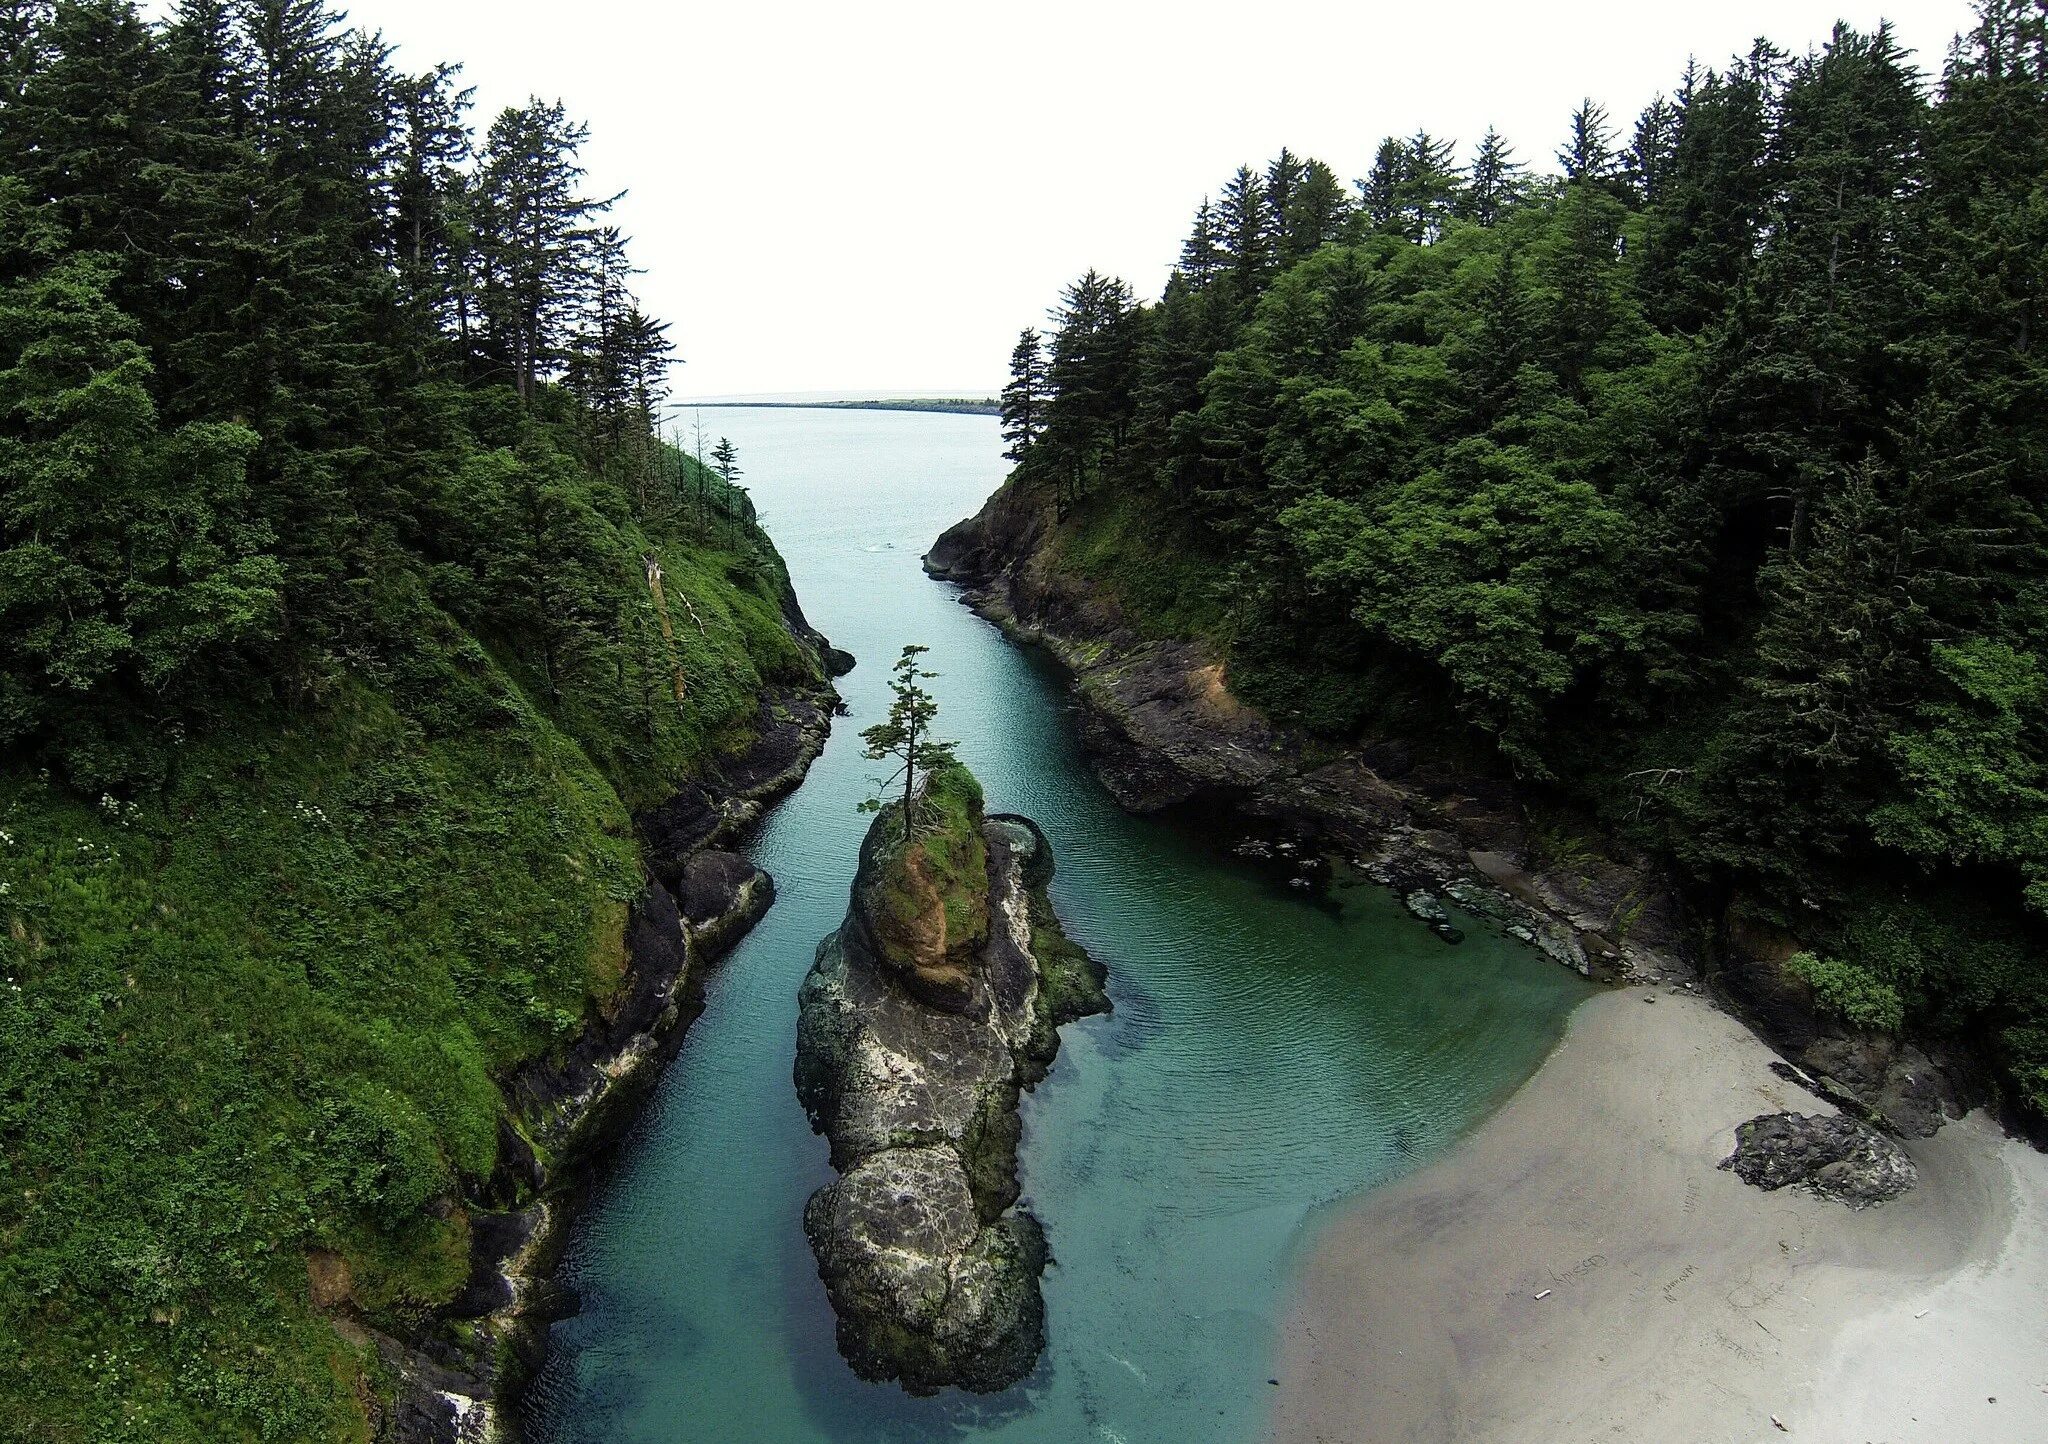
xmin=637 ymin=684 xmax=836 ymax=871
xmin=377 ymin=670 xmax=842 ymax=1444
xmin=794 ymin=779 xmax=1108 ymax=1395
xmin=1720 ymin=1111 xmax=1918 ymax=1208
xmin=926 ymin=486 xmax=1690 ymax=987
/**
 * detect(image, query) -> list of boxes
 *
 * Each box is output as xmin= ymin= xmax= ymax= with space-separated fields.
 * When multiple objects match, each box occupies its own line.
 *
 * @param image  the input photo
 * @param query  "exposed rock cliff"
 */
xmin=384 ymin=680 xmax=837 ymax=1444
xmin=793 ymin=763 xmax=1107 ymax=1394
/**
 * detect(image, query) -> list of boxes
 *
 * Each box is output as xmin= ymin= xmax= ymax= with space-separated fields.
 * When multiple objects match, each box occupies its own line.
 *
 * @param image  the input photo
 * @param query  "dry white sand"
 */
xmin=1272 ymin=989 xmax=2048 ymax=1444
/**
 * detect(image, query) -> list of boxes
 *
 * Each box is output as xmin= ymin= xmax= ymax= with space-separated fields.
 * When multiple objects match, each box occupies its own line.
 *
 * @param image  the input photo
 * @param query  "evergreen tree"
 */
xmin=1456 ymin=247 xmax=1533 ymax=429
xmin=1281 ymin=158 xmax=1352 ymax=259
xmin=1704 ymin=22 xmax=1926 ymax=551
xmin=1396 ymin=129 xmax=1461 ymax=242
xmin=1462 ymin=127 xmax=1526 ymax=226
xmin=1263 ymin=146 xmax=1305 ymax=247
xmin=711 ymin=435 xmax=740 ymax=482
xmin=1041 ymin=269 xmax=1138 ymax=503
xmin=999 ymin=326 xmax=1048 ymax=463
xmin=1634 ymin=48 xmax=1783 ymax=333
xmin=390 ymin=62 xmax=473 ymax=357
xmin=1627 ymin=93 xmax=1679 ymax=203
xmin=1358 ymin=136 xmax=1403 ymax=230
xmin=1557 ymin=96 xmax=1619 ymax=183
xmin=1177 ymin=197 xmax=1226 ymax=287
xmin=1216 ymin=164 xmax=1272 ymax=300
xmin=475 ymin=97 xmax=616 ymax=400
xmin=859 ymin=644 xmax=956 ymax=836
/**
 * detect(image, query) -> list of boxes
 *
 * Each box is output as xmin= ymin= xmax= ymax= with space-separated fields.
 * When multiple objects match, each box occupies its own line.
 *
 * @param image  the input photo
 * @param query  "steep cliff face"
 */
xmin=793 ymin=764 xmax=1107 ymax=1394
xmin=389 ymin=683 xmax=837 ymax=1443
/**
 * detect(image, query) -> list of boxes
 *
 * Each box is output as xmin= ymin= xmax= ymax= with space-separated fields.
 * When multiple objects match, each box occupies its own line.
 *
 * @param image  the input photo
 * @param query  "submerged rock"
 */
xmin=1403 ymin=890 xmax=1465 ymax=945
xmin=1720 ymin=1111 xmax=1917 ymax=1209
xmin=794 ymin=765 xmax=1107 ymax=1394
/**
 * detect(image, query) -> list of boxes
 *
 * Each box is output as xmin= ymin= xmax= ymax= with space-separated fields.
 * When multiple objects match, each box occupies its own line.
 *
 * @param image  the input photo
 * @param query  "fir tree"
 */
xmin=859 ymin=644 xmax=956 ymax=837
xmin=1000 ymin=326 xmax=1047 ymax=463
xmin=1462 ymin=127 xmax=1526 ymax=226
xmin=1557 ymin=96 xmax=1619 ymax=183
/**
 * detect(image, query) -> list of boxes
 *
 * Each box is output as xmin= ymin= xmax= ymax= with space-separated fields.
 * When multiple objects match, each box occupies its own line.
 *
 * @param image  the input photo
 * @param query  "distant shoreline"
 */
xmin=682 ymin=398 xmax=1000 ymax=416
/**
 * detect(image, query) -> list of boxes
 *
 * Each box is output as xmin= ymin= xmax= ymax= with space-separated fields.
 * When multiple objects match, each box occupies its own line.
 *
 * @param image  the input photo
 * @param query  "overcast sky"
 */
xmin=235 ymin=2 xmax=1983 ymax=397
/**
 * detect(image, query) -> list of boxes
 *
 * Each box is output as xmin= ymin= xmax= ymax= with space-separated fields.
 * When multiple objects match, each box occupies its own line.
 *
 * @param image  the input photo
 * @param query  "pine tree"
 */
xmin=1281 ymin=158 xmax=1352 ymax=259
xmin=1558 ymin=97 xmax=1619 ymax=183
xmin=1358 ymin=136 xmax=1403 ymax=230
xmin=1459 ymin=247 xmax=1533 ymax=428
xmin=474 ymin=97 xmax=617 ymax=401
xmin=859 ymin=644 xmax=957 ymax=837
xmin=391 ymin=62 xmax=473 ymax=362
xmin=1000 ymin=326 xmax=1047 ymax=464
xmin=1704 ymin=22 xmax=1926 ymax=551
xmin=1628 ymin=93 xmax=1679 ymax=203
xmin=1177 ymin=197 xmax=1226 ymax=288
xmin=1216 ymin=164 xmax=1272 ymax=301
xmin=1042 ymin=269 xmax=1139 ymax=501
xmin=1633 ymin=47 xmax=1783 ymax=333
xmin=1462 ymin=127 xmax=1526 ymax=226
xmin=711 ymin=436 xmax=740 ymax=482
xmin=1263 ymin=147 xmax=1305 ymax=254
xmin=1397 ymin=129 xmax=1461 ymax=242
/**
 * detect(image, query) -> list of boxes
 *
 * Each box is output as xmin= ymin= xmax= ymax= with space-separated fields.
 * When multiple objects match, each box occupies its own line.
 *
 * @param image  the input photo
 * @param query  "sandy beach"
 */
xmin=1273 ymin=989 xmax=2048 ymax=1444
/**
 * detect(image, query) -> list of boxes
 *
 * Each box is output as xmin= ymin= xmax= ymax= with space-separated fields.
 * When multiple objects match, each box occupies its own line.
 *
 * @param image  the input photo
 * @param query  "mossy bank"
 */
xmin=0 ymin=438 xmax=840 ymax=1444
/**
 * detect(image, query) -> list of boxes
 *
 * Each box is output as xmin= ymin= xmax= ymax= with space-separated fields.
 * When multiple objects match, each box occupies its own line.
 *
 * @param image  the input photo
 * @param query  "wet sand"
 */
xmin=1273 ymin=989 xmax=2048 ymax=1444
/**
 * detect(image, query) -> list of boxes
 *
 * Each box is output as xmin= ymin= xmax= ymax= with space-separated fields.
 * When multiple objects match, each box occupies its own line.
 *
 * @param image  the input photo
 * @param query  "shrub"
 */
xmin=1785 ymin=950 xmax=1907 ymax=1033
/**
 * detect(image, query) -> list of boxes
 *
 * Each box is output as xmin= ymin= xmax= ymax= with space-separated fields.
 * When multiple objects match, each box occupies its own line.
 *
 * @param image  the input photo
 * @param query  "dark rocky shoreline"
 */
xmin=925 ymin=492 xmax=1693 ymax=987
xmin=793 ymin=791 xmax=1108 ymax=1395
xmin=376 ymin=677 xmax=840 ymax=1443
xmin=924 ymin=480 xmax=1968 ymax=1148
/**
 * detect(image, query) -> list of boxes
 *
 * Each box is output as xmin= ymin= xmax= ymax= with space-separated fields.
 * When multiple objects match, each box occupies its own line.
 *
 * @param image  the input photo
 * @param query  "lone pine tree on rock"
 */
xmin=860 ymin=644 xmax=958 ymax=836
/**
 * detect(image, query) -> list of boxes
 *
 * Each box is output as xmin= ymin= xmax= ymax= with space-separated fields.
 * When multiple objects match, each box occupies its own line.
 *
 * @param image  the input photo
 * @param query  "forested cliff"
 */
xmin=992 ymin=7 xmax=2048 ymax=1115
xmin=0 ymin=2 xmax=829 ymax=1438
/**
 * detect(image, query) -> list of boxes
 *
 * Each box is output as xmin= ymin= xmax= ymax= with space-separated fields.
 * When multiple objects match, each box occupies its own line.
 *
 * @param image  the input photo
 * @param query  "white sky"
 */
xmin=173 ymin=1 xmax=1983 ymax=397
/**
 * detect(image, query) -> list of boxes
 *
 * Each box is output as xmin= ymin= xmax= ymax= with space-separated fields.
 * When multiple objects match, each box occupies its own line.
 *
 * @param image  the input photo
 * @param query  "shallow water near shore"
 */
xmin=519 ymin=409 xmax=1594 ymax=1444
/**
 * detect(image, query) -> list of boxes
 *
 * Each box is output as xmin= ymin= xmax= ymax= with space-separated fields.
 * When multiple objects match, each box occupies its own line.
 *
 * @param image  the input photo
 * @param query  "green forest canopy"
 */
xmin=1001 ymin=4 xmax=2048 ymax=1114
xmin=0 ymin=2 xmax=820 ymax=1439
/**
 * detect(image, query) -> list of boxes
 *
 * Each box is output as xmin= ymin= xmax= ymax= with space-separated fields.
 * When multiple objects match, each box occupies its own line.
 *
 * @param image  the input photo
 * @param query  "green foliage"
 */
xmin=0 ymin=2 xmax=824 ymax=1437
xmin=867 ymin=757 xmax=989 ymax=967
xmin=1874 ymin=639 xmax=2048 ymax=903
xmin=1008 ymin=4 xmax=2048 ymax=1114
xmin=1785 ymin=951 xmax=1907 ymax=1033
xmin=0 ymin=190 xmax=282 ymax=779
xmin=0 ymin=670 xmax=630 ymax=1440
xmin=914 ymin=760 xmax=988 ymax=947
xmin=0 ymin=477 xmax=804 ymax=1437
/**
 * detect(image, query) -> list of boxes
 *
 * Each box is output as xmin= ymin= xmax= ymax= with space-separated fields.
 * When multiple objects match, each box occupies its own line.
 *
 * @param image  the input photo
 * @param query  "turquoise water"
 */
xmin=520 ymin=409 xmax=1592 ymax=1444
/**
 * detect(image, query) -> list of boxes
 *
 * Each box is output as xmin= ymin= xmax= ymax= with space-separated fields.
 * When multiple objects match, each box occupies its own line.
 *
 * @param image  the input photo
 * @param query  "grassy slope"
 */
xmin=0 ymin=456 xmax=818 ymax=1442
